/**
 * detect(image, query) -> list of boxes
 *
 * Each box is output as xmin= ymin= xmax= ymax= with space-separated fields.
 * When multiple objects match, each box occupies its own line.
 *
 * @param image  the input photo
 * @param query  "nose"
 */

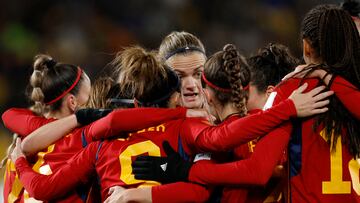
xmin=182 ymin=76 xmax=197 ymax=90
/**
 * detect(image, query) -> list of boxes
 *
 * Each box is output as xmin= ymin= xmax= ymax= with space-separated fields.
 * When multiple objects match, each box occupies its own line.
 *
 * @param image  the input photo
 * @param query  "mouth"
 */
xmin=182 ymin=93 xmax=199 ymax=101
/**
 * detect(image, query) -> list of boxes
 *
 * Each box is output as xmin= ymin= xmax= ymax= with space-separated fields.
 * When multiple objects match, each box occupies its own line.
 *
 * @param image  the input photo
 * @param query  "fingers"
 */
xmin=132 ymin=167 xmax=151 ymax=175
xmin=310 ymin=107 xmax=329 ymax=114
xmin=108 ymin=186 xmax=116 ymax=195
xmin=282 ymin=65 xmax=307 ymax=80
xmin=312 ymin=90 xmax=334 ymax=101
xmin=16 ymin=137 xmax=21 ymax=146
xmin=162 ymin=141 xmax=176 ymax=156
xmin=312 ymin=100 xmax=330 ymax=109
xmin=282 ymin=72 xmax=295 ymax=81
xmin=307 ymin=85 xmax=326 ymax=97
xmin=295 ymin=83 xmax=308 ymax=94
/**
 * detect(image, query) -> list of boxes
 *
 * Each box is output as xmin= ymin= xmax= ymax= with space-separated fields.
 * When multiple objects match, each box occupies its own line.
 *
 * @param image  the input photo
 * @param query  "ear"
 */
xmin=303 ymin=39 xmax=318 ymax=64
xmin=303 ymin=39 xmax=312 ymax=59
xmin=203 ymin=88 xmax=212 ymax=104
xmin=66 ymin=94 xmax=78 ymax=112
xmin=266 ymin=85 xmax=275 ymax=97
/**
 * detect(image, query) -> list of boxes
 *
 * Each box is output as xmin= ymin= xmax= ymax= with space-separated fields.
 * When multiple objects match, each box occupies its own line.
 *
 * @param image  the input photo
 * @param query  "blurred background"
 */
xmin=0 ymin=0 xmax=342 ymax=201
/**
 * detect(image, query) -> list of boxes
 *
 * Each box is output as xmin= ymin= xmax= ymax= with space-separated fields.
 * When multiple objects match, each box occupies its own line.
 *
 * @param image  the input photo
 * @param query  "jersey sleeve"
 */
xmin=182 ymin=99 xmax=296 ymax=152
xmin=83 ymin=107 xmax=187 ymax=141
xmin=188 ymin=122 xmax=292 ymax=186
xmin=14 ymin=142 xmax=99 ymax=200
xmin=2 ymin=108 xmax=54 ymax=138
xmin=329 ymin=76 xmax=360 ymax=119
xmin=152 ymin=182 xmax=211 ymax=203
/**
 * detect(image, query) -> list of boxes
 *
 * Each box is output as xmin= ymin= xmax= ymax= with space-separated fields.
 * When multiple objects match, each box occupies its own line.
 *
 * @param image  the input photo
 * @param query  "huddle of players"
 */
xmin=2 ymin=2 xmax=360 ymax=203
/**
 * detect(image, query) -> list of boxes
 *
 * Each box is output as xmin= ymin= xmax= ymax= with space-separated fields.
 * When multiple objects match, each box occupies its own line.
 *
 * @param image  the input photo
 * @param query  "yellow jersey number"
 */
xmin=119 ymin=140 xmax=161 ymax=187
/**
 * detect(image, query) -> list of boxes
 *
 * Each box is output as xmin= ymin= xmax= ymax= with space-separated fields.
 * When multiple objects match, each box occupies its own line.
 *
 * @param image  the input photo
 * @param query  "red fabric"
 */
xmin=180 ymin=99 xmax=296 ymax=154
xmin=1 ymin=108 xmax=55 ymax=138
xmin=15 ymin=120 xmax=208 ymax=202
xmin=6 ymin=107 xmax=186 ymax=202
xmin=274 ymin=77 xmax=360 ymax=203
xmin=84 ymin=107 xmax=187 ymax=140
xmin=1 ymin=108 xmax=87 ymax=203
xmin=152 ymin=182 xmax=211 ymax=203
xmin=14 ymin=100 xmax=296 ymax=202
xmin=188 ymin=122 xmax=292 ymax=185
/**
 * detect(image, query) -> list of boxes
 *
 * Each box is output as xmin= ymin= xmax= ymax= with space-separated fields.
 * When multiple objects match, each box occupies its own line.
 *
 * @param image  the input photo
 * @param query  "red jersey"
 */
xmin=272 ymin=77 xmax=360 ymax=203
xmin=14 ymin=99 xmax=297 ymax=202
xmin=222 ymin=109 xmax=287 ymax=203
xmin=2 ymin=107 xmax=187 ymax=203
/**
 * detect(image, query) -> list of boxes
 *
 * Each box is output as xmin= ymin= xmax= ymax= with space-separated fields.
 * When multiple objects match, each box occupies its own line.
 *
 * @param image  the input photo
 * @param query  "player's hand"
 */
xmin=105 ymin=186 xmax=152 ymax=203
xmin=132 ymin=141 xmax=192 ymax=183
xmin=282 ymin=64 xmax=328 ymax=81
xmin=104 ymin=186 xmax=127 ymax=203
xmin=288 ymin=83 xmax=334 ymax=117
xmin=10 ymin=138 xmax=25 ymax=162
xmin=75 ymin=108 xmax=112 ymax=125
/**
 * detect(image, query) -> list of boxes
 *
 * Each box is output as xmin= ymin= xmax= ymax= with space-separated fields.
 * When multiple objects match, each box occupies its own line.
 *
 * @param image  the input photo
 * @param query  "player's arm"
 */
xmin=104 ymin=182 xmax=210 ymax=203
xmin=328 ymin=76 xmax=360 ymax=119
xmin=283 ymin=67 xmax=360 ymax=118
xmin=188 ymin=122 xmax=292 ymax=186
xmin=152 ymin=182 xmax=210 ymax=203
xmin=11 ymin=138 xmax=97 ymax=201
xmin=131 ymin=123 xmax=291 ymax=186
xmin=1 ymin=108 xmax=54 ymax=137
xmin=184 ymin=84 xmax=331 ymax=152
xmin=86 ymin=107 xmax=206 ymax=140
xmin=21 ymin=115 xmax=80 ymax=156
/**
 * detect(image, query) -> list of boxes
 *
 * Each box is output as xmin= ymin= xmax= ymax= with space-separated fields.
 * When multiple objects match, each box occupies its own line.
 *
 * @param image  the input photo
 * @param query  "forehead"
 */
xmin=166 ymin=52 xmax=206 ymax=75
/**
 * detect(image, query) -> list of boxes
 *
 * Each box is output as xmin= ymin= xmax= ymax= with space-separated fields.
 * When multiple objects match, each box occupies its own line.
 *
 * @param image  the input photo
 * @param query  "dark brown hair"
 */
xmin=301 ymin=4 xmax=360 ymax=157
xmin=248 ymin=43 xmax=298 ymax=93
xmin=203 ymin=44 xmax=251 ymax=117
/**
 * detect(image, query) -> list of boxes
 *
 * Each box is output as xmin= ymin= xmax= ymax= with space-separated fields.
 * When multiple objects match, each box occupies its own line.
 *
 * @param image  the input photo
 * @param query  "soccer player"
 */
xmin=10 ymin=46 xmax=332 ymax=203
xmin=222 ymin=43 xmax=299 ymax=203
xmin=2 ymin=54 xmax=91 ymax=203
xmin=158 ymin=31 xmax=207 ymax=109
xmin=137 ymin=4 xmax=360 ymax=203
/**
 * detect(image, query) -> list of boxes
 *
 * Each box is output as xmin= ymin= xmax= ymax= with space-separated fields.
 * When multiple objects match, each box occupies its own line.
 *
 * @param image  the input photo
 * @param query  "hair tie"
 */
xmin=45 ymin=67 xmax=83 ymax=105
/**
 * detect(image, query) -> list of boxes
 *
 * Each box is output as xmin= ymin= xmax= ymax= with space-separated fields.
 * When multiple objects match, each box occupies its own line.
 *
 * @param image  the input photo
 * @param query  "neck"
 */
xmin=215 ymin=102 xmax=239 ymax=122
xmin=46 ymin=108 xmax=72 ymax=119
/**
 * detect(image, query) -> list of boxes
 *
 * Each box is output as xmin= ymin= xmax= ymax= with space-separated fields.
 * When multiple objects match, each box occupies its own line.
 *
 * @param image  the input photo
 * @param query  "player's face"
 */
xmin=166 ymin=52 xmax=206 ymax=109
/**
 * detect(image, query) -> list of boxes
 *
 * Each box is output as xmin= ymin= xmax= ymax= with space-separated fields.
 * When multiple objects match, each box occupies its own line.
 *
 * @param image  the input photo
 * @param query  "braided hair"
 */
xmin=301 ymin=4 xmax=360 ymax=157
xmin=203 ymin=44 xmax=250 ymax=117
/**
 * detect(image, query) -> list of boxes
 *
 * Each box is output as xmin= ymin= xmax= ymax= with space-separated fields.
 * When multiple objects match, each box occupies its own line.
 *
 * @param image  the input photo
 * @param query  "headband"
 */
xmin=45 ymin=67 xmax=83 ymax=105
xmin=202 ymin=72 xmax=249 ymax=92
xmin=165 ymin=46 xmax=205 ymax=60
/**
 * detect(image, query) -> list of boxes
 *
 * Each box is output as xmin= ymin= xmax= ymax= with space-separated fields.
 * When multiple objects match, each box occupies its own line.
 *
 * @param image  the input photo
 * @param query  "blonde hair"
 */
xmin=159 ymin=31 xmax=205 ymax=61
xmin=114 ymin=46 xmax=167 ymax=99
